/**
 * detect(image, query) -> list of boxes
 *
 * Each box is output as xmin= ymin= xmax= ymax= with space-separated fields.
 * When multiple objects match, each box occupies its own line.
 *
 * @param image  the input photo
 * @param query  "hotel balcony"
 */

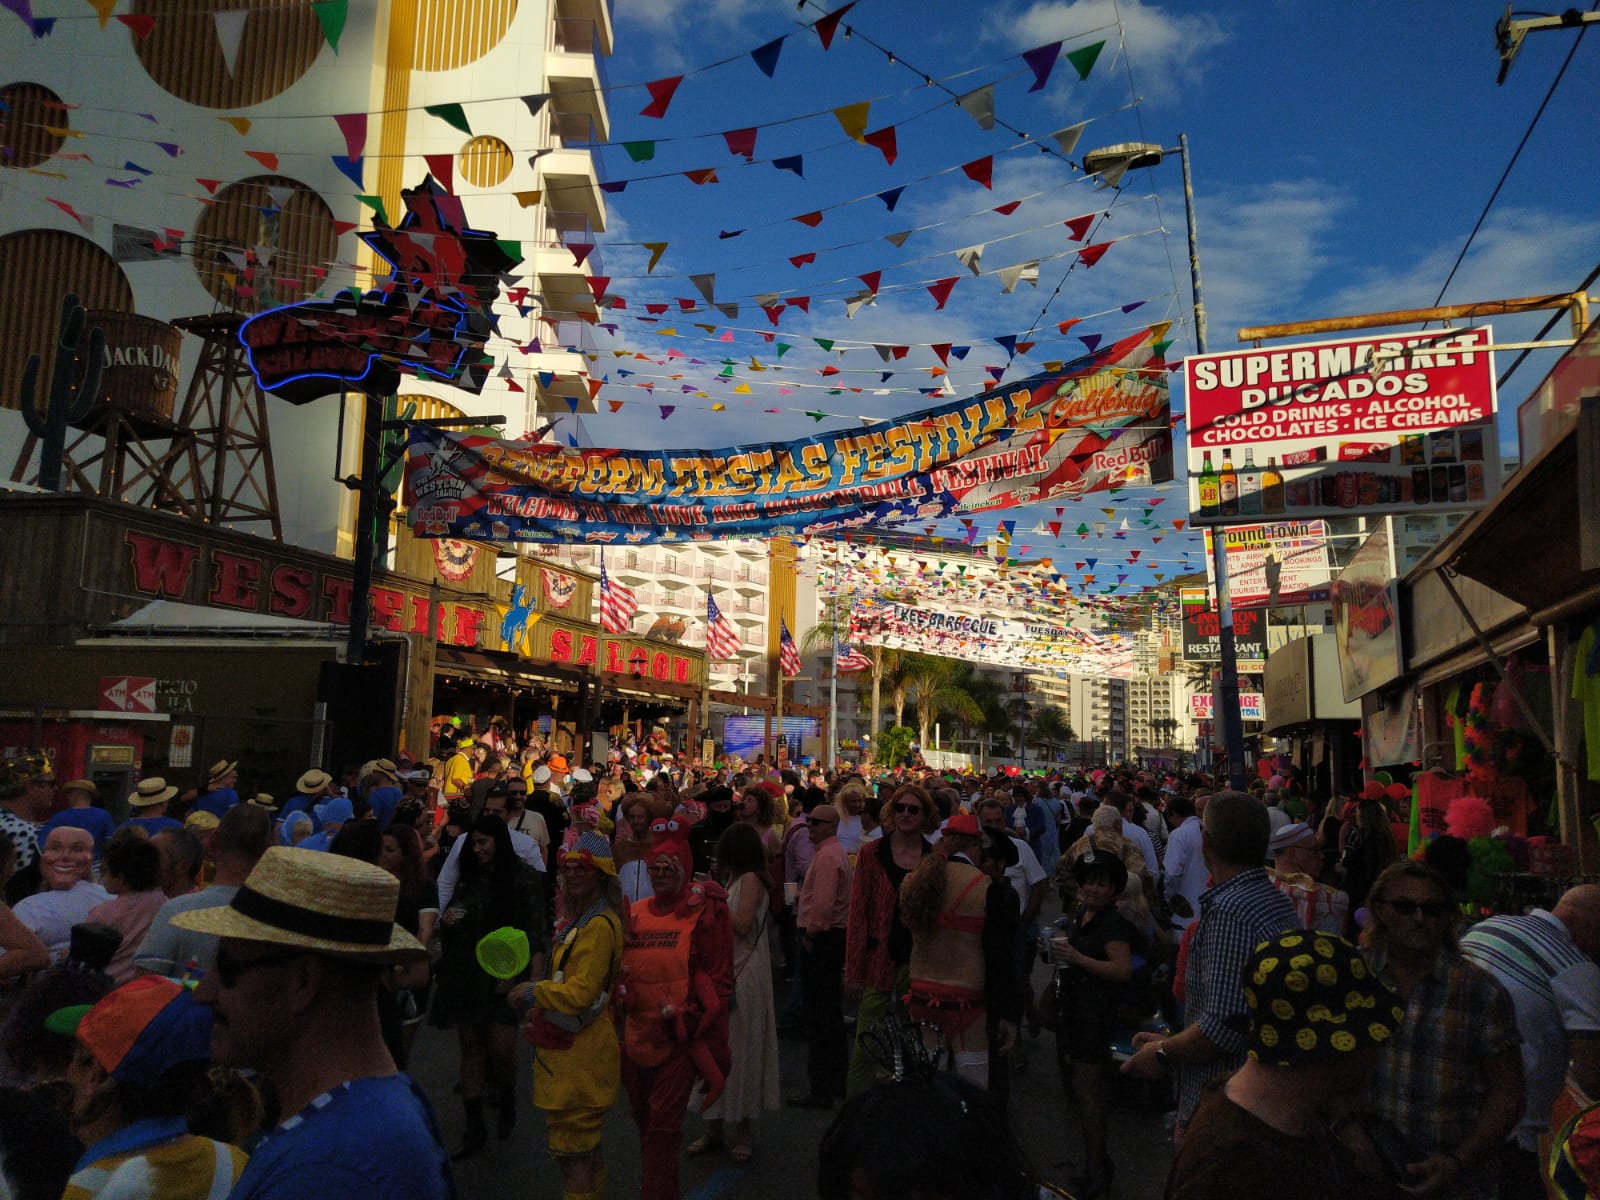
xmin=547 ymin=18 xmax=610 ymax=142
xmin=539 ymin=109 xmax=607 ymax=234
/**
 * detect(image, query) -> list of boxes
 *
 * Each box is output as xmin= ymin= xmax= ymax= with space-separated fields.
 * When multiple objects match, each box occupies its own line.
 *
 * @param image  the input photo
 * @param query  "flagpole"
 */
xmin=774 ymin=612 xmax=785 ymax=769
xmin=828 ymin=590 xmax=839 ymax=770
xmin=700 ymin=581 xmax=713 ymax=768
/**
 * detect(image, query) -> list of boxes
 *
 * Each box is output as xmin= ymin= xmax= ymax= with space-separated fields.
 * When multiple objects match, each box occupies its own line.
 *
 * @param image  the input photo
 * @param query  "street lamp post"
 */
xmin=1083 ymin=135 xmax=1247 ymax=791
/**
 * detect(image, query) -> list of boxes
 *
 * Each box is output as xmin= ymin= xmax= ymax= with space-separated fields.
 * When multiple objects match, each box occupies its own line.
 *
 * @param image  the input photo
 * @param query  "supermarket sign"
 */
xmin=1183 ymin=328 xmax=1501 ymax=526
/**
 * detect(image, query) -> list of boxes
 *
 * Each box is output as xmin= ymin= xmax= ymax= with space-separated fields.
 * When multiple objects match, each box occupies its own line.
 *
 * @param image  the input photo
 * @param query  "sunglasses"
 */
xmin=894 ymin=803 xmax=923 ymax=815
xmin=1385 ymin=898 xmax=1452 ymax=920
xmin=213 ymin=947 xmax=308 ymax=988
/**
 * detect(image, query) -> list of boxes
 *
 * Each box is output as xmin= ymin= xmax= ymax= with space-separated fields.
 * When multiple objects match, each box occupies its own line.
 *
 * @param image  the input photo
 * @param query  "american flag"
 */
xmin=705 ymin=593 xmax=742 ymax=660
xmin=599 ymin=561 xmax=637 ymax=634
xmin=779 ymin=616 xmax=802 ymax=678
xmin=835 ymin=639 xmax=872 ymax=674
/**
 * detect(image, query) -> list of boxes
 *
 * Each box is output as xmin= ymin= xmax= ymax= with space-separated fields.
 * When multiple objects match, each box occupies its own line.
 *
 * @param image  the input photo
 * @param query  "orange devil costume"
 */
xmin=617 ymin=817 xmax=732 ymax=1200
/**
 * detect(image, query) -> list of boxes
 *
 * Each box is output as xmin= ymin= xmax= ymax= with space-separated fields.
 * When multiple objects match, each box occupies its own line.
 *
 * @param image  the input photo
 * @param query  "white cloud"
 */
xmin=999 ymin=0 xmax=1229 ymax=101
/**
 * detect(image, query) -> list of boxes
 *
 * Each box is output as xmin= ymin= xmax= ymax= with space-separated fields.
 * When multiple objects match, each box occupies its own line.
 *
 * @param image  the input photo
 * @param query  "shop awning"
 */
xmin=433 ymin=646 xmax=589 ymax=690
xmin=1445 ymin=427 xmax=1598 ymax=615
xmin=103 ymin=601 xmax=343 ymax=637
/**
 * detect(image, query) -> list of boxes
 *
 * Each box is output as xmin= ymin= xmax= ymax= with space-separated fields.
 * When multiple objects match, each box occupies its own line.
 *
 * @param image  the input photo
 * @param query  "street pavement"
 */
xmin=410 ymin=901 xmax=1176 ymax=1199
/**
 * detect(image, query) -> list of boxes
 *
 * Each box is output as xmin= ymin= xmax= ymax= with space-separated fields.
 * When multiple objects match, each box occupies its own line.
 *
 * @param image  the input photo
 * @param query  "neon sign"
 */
xmin=238 ymin=175 xmax=518 ymax=405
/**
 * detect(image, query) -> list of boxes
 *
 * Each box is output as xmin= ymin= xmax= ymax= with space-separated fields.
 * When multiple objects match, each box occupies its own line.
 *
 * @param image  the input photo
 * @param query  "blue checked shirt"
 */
xmin=1177 ymin=867 xmax=1300 ymax=1123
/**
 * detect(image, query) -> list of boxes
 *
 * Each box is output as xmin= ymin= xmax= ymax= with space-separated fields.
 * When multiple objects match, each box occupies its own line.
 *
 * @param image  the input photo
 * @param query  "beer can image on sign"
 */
xmin=1182 ymin=328 xmax=1501 ymax=526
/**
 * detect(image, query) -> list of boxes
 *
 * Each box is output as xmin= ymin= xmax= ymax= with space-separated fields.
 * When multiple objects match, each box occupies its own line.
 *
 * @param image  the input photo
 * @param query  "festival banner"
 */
xmin=1201 ymin=521 xmax=1332 ymax=609
xmin=404 ymin=328 xmax=1171 ymax=544
xmin=850 ymin=601 xmax=1134 ymax=675
xmin=1183 ymin=328 xmax=1501 ymax=526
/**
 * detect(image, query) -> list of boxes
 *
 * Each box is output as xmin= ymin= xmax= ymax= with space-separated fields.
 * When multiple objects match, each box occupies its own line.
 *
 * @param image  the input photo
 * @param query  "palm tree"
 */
xmin=1028 ymin=706 xmax=1076 ymax=763
xmin=903 ymin=654 xmax=984 ymax=748
xmin=882 ymin=650 xmax=914 ymax=730
xmin=801 ymin=599 xmax=899 ymax=738
xmin=1151 ymin=716 xmax=1179 ymax=749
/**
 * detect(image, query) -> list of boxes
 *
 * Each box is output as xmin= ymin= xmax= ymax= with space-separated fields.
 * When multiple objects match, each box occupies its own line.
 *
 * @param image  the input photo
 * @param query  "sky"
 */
xmin=562 ymin=0 xmax=1600 ymax=606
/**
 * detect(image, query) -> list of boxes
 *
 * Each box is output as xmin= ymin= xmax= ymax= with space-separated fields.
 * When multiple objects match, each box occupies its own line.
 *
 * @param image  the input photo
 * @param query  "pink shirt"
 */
xmin=797 ymin=837 xmax=852 ymax=934
xmin=88 ymin=889 xmax=169 ymax=984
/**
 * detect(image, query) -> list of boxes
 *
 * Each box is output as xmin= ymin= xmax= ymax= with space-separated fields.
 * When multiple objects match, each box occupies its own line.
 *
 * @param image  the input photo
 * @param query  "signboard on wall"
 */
xmin=1192 ymin=692 xmax=1263 ymax=721
xmin=1184 ymin=328 xmax=1501 ymax=525
xmin=1202 ymin=521 xmax=1332 ymax=609
xmin=1331 ymin=520 xmax=1405 ymax=701
xmin=1182 ymin=606 xmax=1267 ymax=669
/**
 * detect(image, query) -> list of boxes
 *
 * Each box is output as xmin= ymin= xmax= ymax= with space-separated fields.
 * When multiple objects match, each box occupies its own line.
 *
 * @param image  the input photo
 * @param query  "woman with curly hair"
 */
xmin=432 ymin=815 xmax=546 ymax=1159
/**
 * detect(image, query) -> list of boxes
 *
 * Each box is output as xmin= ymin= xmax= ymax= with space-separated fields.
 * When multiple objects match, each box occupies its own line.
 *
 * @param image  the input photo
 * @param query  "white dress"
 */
xmin=703 ymin=874 xmax=780 ymax=1122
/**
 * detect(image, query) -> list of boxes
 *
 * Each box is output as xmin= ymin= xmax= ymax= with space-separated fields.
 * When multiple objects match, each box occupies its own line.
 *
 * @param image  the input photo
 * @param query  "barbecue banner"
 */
xmin=1183 ymin=328 xmax=1501 ymax=526
xmin=404 ymin=327 xmax=1172 ymax=544
xmin=851 ymin=601 xmax=1135 ymax=675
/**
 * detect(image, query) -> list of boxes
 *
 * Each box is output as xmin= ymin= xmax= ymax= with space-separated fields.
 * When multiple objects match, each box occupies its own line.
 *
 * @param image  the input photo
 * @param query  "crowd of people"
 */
xmin=0 ymin=735 xmax=1598 ymax=1200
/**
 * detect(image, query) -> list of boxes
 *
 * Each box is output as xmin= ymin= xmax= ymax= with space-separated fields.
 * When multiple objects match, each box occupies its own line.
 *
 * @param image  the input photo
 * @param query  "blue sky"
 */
xmin=568 ymin=0 xmax=1598 ymax=598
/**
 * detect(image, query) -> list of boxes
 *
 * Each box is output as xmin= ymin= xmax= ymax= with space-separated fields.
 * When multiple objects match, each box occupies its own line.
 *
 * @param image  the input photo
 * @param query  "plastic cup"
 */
xmin=476 ymin=926 xmax=531 ymax=980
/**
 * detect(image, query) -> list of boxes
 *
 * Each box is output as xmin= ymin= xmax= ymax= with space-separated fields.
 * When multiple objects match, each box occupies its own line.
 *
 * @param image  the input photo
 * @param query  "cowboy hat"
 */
xmin=295 ymin=769 xmax=333 ymax=795
xmin=128 ymin=777 xmax=178 ymax=808
xmin=170 ymin=847 xmax=425 ymax=962
xmin=206 ymin=760 xmax=237 ymax=786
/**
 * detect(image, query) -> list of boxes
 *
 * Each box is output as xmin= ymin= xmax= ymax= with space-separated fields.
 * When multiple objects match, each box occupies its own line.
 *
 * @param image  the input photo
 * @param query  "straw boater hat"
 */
xmin=129 ymin=777 xmax=178 ymax=808
xmin=207 ymin=760 xmax=237 ymax=787
xmin=370 ymin=758 xmax=399 ymax=782
xmin=295 ymin=769 xmax=332 ymax=795
xmin=184 ymin=810 xmax=220 ymax=834
xmin=247 ymin=792 xmax=276 ymax=809
xmin=62 ymin=778 xmax=98 ymax=799
xmin=171 ymin=847 xmax=426 ymax=962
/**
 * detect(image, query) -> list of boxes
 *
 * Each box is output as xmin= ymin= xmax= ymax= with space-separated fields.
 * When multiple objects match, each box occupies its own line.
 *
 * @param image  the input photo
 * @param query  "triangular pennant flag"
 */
xmin=857 ymin=271 xmax=881 ymax=295
xmin=961 ymin=156 xmax=993 ymax=188
xmin=883 ymin=229 xmax=911 ymax=247
xmin=955 ymin=244 xmax=984 ymax=275
xmin=1077 ymin=241 xmax=1113 ymax=268
xmin=642 ymin=242 xmax=667 ymax=273
xmin=863 ymin=125 xmax=897 ymax=165
xmin=876 ymin=186 xmax=905 ymax=212
xmin=1051 ymin=122 xmax=1087 ymax=157
xmin=243 ymin=150 xmax=279 ymax=171
xmin=659 ymin=405 xmax=675 ymax=420
xmin=312 ymin=0 xmax=347 ymax=52
xmin=750 ymin=36 xmax=784 ymax=77
xmin=568 ymin=243 xmax=595 ymax=267
xmin=333 ymin=113 xmax=366 ymax=160
xmin=1066 ymin=40 xmax=1106 ymax=80
xmin=926 ymin=278 xmax=957 ymax=310
xmin=640 ymin=76 xmax=683 ymax=119
xmin=956 ymin=85 xmax=995 ymax=130
xmin=354 ymin=194 xmax=387 ymax=224
xmin=1094 ymin=159 xmax=1129 ymax=189
xmin=931 ymin=343 xmax=951 ymax=365
xmin=1023 ymin=41 xmax=1062 ymax=91
xmin=793 ymin=211 xmax=823 ymax=228
xmin=519 ymin=93 xmax=551 ymax=119
xmin=993 ymin=200 xmax=1022 ymax=215
xmin=86 ymin=0 xmax=115 ymax=29
xmin=683 ymin=168 xmax=719 ymax=185
xmin=585 ymin=276 xmax=611 ymax=300
xmin=1064 ymin=213 xmax=1095 ymax=241
xmin=832 ymin=100 xmax=870 ymax=144
xmin=423 ymin=153 xmax=453 ymax=194
xmin=813 ymin=2 xmax=855 ymax=50
xmin=689 ymin=273 xmax=716 ymax=304
xmin=996 ymin=261 xmax=1039 ymax=292
xmin=789 ymin=252 xmax=816 ymax=267
xmin=773 ymin=154 xmax=804 ymax=177
xmin=115 ymin=13 xmax=155 ymax=38
xmin=214 ymin=9 xmax=248 ymax=75
xmin=331 ymin=155 xmax=364 ymax=188
xmin=218 ymin=116 xmax=251 ymax=136
xmin=423 ymin=103 xmax=471 ymax=135
xmin=623 ymin=140 xmax=656 ymax=162
xmin=723 ymin=127 xmax=757 ymax=160
xmin=513 ymin=189 xmax=542 ymax=207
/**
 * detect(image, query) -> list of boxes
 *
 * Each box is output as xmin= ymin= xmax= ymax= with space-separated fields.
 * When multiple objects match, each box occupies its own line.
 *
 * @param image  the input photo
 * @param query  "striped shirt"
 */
xmin=1461 ymin=910 xmax=1600 ymax=1149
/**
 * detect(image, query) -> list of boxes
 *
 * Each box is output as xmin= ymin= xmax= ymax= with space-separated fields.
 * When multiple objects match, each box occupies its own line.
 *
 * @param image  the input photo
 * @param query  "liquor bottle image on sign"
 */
xmin=1238 ymin=448 xmax=1262 ymax=516
xmin=1219 ymin=451 xmax=1239 ymax=517
xmin=1261 ymin=457 xmax=1285 ymax=514
xmin=1197 ymin=450 xmax=1219 ymax=518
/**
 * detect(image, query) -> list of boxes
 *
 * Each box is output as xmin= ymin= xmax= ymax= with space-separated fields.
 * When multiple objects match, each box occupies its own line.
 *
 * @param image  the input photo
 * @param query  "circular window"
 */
xmin=0 ymin=230 xmax=132 ymax=419
xmin=459 ymin=135 xmax=514 ymax=188
xmin=414 ymin=0 xmax=518 ymax=71
xmin=0 ymin=83 xmax=68 ymax=170
xmin=192 ymin=176 xmax=338 ymax=313
xmin=132 ymin=0 xmax=324 ymax=109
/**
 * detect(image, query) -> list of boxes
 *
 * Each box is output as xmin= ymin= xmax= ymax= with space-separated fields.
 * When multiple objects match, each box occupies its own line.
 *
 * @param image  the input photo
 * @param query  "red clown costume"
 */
xmin=617 ymin=817 xmax=732 ymax=1200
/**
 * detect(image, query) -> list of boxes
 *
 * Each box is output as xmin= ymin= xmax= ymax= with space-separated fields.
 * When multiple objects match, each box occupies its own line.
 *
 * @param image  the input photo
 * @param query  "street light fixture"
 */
xmin=1082 ymin=134 xmax=1246 ymax=791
